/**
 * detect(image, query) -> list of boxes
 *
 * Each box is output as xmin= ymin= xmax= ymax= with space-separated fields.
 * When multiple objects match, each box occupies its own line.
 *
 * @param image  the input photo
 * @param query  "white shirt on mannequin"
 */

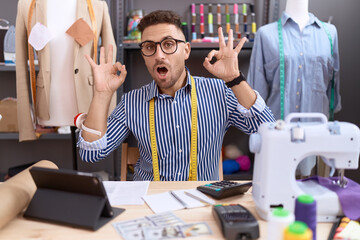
xmin=38 ymin=0 xmax=78 ymax=127
xmin=285 ymin=0 xmax=309 ymax=32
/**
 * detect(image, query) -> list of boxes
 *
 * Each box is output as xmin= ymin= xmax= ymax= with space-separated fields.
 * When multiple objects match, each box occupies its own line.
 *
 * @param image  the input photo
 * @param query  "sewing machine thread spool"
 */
xmin=295 ymin=194 xmax=317 ymax=240
xmin=283 ymin=221 xmax=312 ymax=240
xmin=267 ymin=208 xmax=294 ymax=240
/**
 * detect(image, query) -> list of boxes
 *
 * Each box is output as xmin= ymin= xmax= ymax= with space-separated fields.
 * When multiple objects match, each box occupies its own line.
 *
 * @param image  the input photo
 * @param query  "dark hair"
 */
xmin=137 ymin=10 xmax=182 ymax=33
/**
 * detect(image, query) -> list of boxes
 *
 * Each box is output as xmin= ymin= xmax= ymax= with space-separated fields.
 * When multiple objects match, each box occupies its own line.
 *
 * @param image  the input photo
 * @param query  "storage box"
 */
xmin=0 ymin=97 xmax=18 ymax=132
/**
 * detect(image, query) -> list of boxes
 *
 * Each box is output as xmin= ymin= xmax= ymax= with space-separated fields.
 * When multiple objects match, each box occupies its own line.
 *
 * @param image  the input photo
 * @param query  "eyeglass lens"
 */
xmin=141 ymin=38 xmax=179 ymax=56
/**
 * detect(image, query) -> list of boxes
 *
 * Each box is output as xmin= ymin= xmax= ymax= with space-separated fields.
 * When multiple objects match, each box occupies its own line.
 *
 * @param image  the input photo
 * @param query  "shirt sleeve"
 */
xmin=226 ymin=87 xmax=275 ymax=135
xmin=328 ymin=24 xmax=341 ymax=113
xmin=77 ymin=95 xmax=131 ymax=163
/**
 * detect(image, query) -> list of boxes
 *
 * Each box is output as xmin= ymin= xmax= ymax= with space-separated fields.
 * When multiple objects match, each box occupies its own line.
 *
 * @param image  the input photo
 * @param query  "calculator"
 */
xmin=196 ymin=181 xmax=252 ymax=199
xmin=213 ymin=204 xmax=260 ymax=240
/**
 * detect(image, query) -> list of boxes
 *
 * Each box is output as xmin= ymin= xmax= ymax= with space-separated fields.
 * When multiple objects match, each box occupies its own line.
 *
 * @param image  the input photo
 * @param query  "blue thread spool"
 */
xmin=295 ymin=194 xmax=317 ymax=240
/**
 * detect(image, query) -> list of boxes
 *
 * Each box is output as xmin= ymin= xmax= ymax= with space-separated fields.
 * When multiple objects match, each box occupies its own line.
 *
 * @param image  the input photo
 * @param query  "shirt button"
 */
xmin=179 ymin=149 xmax=182 ymax=153
xmin=299 ymin=65 xmax=302 ymax=69
xmin=178 ymin=172 xmax=181 ymax=176
xmin=176 ymin=125 xmax=180 ymax=129
xmin=296 ymin=105 xmax=299 ymax=109
xmin=300 ymin=52 xmax=303 ymax=56
xmin=173 ymin=100 xmax=177 ymax=104
xmin=297 ymin=78 xmax=301 ymax=82
xmin=296 ymin=92 xmax=300 ymax=95
xmin=74 ymin=68 xmax=79 ymax=74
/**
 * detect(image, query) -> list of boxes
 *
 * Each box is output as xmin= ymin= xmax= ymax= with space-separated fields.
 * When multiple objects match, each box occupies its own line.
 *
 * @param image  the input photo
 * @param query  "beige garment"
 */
xmin=15 ymin=0 xmax=117 ymax=141
xmin=0 ymin=160 xmax=58 ymax=229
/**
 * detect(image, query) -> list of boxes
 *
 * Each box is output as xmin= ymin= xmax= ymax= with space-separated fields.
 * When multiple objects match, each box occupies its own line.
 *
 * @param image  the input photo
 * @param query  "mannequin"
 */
xmin=284 ymin=0 xmax=309 ymax=31
xmin=247 ymin=0 xmax=341 ymax=176
xmin=15 ymin=0 xmax=117 ymax=142
xmin=38 ymin=0 xmax=78 ymax=127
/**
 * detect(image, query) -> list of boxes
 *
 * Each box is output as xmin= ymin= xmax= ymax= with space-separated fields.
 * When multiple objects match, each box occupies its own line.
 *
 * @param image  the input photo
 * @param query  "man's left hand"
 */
xmin=203 ymin=27 xmax=247 ymax=82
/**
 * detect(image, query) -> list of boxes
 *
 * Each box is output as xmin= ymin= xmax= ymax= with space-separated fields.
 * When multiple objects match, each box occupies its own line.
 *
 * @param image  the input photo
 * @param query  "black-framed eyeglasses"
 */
xmin=139 ymin=38 xmax=186 ymax=57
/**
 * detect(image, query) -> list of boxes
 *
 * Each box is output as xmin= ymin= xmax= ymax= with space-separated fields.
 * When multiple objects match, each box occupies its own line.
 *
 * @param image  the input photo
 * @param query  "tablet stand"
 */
xmin=24 ymin=187 xmax=125 ymax=230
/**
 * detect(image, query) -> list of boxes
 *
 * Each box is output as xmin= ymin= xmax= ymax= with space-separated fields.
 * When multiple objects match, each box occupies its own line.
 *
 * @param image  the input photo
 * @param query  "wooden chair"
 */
xmin=120 ymin=143 xmax=223 ymax=181
xmin=120 ymin=143 xmax=140 ymax=181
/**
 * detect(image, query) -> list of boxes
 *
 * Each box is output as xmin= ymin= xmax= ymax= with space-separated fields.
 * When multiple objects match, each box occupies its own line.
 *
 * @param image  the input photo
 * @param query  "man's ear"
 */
xmin=184 ymin=42 xmax=191 ymax=60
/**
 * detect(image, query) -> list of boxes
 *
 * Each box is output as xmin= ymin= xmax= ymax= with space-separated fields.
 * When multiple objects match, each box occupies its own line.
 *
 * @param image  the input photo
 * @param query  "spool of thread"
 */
xmin=283 ymin=221 xmax=312 ymax=240
xmin=222 ymin=159 xmax=240 ymax=174
xmin=181 ymin=22 xmax=189 ymax=42
xmin=295 ymin=194 xmax=317 ymax=240
xmin=267 ymin=208 xmax=295 ymax=240
xmin=235 ymin=155 xmax=251 ymax=171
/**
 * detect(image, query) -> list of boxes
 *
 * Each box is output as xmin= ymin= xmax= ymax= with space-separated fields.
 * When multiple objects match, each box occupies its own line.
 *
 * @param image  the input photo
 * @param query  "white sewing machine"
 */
xmin=250 ymin=113 xmax=360 ymax=222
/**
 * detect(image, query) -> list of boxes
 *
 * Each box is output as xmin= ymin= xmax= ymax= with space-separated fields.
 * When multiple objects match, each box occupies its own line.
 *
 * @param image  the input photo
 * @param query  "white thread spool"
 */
xmin=267 ymin=208 xmax=295 ymax=240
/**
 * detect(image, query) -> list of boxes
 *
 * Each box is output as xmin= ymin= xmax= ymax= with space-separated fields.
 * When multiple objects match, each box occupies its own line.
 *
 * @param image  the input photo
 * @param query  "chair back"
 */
xmin=120 ymin=143 xmax=140 ymax=181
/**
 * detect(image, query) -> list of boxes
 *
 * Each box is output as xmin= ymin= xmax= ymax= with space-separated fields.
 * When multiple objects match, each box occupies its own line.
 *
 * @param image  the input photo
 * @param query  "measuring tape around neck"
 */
xmin=320 ymin=21 xmax=335 ymax=121
xmin=149 ymin=75 xmax=198 ymax=181
xmin=26 ymin=0 xmax=98 ymax=113
xmin=277 ymin=19 xmax=335 ymax=120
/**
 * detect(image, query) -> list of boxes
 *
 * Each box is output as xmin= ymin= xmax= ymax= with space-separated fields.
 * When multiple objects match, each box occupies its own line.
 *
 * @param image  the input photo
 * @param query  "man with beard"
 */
xmin=77 ymin=10 xmax=275 ymax=181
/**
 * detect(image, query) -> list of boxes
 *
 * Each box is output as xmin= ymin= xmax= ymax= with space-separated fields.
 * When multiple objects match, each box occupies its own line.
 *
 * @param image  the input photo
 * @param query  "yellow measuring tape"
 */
xmin=86 ymin=0 xmax=98 ymax=63
xmin=26 ymin=0 xmax=98 ymax=111
xmin=27 ymin=0 xmax=37 ymax=116
xmin=149 ymin=75 xmax=198 ymax=181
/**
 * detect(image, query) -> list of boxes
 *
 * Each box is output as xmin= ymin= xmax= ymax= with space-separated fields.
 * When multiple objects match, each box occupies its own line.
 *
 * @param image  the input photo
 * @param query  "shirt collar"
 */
xmin=145 ymin=68 xmax=192 ymax=102
xmin=281 ymin=11 xmax=321 ymax=28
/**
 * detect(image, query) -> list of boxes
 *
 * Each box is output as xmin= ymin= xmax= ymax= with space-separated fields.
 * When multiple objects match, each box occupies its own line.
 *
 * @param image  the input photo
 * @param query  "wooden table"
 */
xmin=0 ymin=181 xmax=332 ymax=239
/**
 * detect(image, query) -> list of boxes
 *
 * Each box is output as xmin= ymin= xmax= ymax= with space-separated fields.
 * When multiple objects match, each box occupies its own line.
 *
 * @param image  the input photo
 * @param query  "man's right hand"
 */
xmin=85 ymin=44 xmax=127 ymax=97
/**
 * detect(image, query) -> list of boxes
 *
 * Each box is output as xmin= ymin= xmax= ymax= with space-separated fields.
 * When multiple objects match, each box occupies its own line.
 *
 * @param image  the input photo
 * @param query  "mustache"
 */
xmin=153 ymin=61 xmax=169 ymax=70
xmin=154 ymin=59 xmax=168 ymax=66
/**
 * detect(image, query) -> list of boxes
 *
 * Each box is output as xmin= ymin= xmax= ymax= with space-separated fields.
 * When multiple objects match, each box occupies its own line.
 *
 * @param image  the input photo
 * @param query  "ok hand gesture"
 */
xmin=85 ymin=44 xmax=127 ymax=97
xmin=203 ymin=27 xmax=247 ymax=82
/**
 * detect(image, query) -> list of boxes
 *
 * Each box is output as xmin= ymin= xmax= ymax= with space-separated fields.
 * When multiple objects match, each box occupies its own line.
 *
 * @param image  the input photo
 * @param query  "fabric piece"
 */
xmin=66 ymin=18 xmax=94 ymax=46
xmin=28 ymin=22 xmax=53 ymax=51
xmin=303 ymin=176 xmax=360 ymax=221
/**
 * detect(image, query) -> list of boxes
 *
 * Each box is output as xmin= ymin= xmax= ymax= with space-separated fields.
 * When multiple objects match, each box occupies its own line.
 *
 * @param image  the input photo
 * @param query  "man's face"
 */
xmin=141 ymin=23 xmax=191 ymax=94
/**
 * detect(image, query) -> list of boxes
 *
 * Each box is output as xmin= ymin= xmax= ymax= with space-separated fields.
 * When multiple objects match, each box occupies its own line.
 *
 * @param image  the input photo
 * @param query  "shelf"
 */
xmin=0 ymin=65 xmax=16 ymax=71
xmin=191 ymin=41 xmax=253 ymax=49
xmin=120 ymin=41 xmax=253 ymax=50
xmin=0 ymin=65 xmax=40 ymax=72
xmin=0 ymin=132 xmax=71 ymax=140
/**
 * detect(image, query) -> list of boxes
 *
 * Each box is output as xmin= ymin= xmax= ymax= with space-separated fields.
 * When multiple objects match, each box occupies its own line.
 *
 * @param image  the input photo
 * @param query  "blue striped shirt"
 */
xmin=78 ymin=70 xmax=275 ymax=181
xmin=247 ymin=12 xmax=341 ymax=120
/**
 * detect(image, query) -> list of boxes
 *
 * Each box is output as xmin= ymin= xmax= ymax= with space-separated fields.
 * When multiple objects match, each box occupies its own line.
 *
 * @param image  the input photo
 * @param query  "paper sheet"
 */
xmin=142 ymin=189 xmax=212 ymax=214
xmin=142 ymin=192 xmax=185 ymax=213
xmin=103 ymin=181 xmax=150 ymax=206
xmin=28 ymin=22 xmax=53 ymax=51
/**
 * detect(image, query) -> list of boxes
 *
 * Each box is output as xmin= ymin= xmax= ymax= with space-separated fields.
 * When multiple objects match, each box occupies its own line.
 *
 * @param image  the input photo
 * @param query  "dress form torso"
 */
xmin=38 ymin=0 xmax=78 ymax=126
xmin=285 ymin=0 xmax=309 ymax=31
